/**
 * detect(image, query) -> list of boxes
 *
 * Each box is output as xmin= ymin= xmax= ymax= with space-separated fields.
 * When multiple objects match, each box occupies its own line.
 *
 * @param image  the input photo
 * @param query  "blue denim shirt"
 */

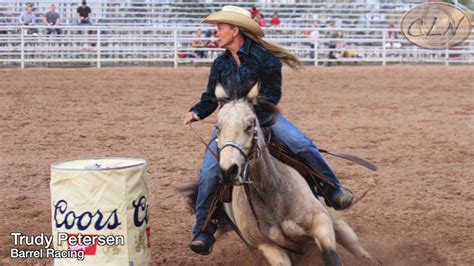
xmin=190 ymin=37 xmax=282 ymax=126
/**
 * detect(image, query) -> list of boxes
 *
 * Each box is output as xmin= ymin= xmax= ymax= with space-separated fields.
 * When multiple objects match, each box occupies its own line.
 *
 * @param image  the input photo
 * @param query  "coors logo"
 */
xmin=54 ymin=196 xmax=149 ymax=230
xmin=132 ymin=196 xmax=149 ymax=227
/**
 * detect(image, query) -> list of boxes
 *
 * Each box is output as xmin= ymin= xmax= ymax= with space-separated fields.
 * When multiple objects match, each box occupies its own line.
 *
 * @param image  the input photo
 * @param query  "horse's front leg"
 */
xmin=258 ymin=243 xmax=291 ymax=266
xmin=310 ymin=212 xmax=342 ymax=266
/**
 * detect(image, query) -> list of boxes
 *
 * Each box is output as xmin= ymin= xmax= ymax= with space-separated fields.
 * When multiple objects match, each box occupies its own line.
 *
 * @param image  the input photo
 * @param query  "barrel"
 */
xmin=50 ymin=158 xmax=150 ymax=265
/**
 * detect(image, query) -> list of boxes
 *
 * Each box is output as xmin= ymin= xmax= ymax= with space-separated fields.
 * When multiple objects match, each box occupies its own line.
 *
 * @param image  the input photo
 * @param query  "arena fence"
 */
xmin=0 ymin=26 xmax=472 ymax=68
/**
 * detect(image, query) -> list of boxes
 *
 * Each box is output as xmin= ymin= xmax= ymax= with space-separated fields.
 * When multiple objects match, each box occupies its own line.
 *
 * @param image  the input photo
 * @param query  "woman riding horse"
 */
xmin=183 ymin=6 xmax=353 ymax=255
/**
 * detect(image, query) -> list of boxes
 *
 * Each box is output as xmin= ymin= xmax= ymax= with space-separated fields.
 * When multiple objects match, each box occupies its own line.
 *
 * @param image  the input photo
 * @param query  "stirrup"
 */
xmin=190 ymin=239 xmax=214 ymax=255
xmin=189 ymin=231 xmax=215 ymax=256
xmin=332 ymin=188 xmax=354 ymax=210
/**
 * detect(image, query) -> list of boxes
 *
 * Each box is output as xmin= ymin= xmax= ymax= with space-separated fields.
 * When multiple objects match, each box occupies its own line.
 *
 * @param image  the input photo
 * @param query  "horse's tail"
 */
xmin=178 ymin=182 xmax=233 ymax=233
xmin=179 ymin=182 xmax=199 ymax=213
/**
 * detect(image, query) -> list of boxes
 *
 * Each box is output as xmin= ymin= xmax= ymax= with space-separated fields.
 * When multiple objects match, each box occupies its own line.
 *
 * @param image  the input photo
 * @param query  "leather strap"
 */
xmin=318 ymin=149 xmax=377 ymax=171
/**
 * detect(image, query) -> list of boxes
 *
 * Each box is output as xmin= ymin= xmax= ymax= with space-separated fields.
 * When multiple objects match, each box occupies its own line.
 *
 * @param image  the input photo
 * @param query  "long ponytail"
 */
xmin=241 ymin=30 xmax=302 ymax=70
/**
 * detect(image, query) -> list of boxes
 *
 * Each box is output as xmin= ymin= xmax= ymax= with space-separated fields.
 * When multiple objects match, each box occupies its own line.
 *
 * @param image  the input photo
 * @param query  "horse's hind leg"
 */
xmin=258 ymin=243 xmax=291 ymax=266
xmin=333 ymin=217 xmax=371 ymax=259
xmin=310 ymin=212 xmax=342 ymax=266
xmin=328 ymin=209 xmax=371 ymax=259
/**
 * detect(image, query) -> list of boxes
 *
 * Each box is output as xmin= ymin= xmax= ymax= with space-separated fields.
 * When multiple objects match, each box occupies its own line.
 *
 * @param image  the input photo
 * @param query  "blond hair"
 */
xmin=241 ymin=29 xmax=302 ymax=70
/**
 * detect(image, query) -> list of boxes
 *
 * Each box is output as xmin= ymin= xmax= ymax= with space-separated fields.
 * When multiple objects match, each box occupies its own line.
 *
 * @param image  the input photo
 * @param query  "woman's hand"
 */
xmin=183 ymin=112 xmax=200 ymax=125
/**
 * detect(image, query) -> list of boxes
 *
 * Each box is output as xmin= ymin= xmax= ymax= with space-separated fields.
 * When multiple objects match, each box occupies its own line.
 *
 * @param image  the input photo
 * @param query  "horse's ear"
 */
xmin=246 ymin=82 xmax=259 ymax=104
xmin=215 ymin=82 xmax=228 ymax=99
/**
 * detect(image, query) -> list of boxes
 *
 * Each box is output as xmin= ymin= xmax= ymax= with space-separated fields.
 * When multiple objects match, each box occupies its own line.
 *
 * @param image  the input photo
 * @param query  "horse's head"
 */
xmin=215 ymin=80 xmax=260 ymax=185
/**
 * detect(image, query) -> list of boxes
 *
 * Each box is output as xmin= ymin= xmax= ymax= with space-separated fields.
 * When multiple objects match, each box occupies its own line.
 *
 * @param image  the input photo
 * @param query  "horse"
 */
xmin=188 ymin=81 xmax=371 ymax=265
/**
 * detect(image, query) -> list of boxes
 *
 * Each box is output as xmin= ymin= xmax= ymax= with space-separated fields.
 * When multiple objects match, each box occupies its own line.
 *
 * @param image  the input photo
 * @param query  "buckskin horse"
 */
xmin=186 ymin=81 xmax=371 ymax=266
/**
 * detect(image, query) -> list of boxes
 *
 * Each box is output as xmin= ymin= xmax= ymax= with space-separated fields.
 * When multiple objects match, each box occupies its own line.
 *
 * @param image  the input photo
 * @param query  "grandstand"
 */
xmin=0 ymin=0 xmax=472 ymax=68
xmin=0 ymin=0 xmax=438 ymax=27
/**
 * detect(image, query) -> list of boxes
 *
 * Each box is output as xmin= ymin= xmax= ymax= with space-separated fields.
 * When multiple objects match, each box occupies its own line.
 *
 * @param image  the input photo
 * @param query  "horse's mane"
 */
xmin=256 ymin=97 xmax=280 ymax=115
xmin=218 ymin=78 xmax=280 ymax=115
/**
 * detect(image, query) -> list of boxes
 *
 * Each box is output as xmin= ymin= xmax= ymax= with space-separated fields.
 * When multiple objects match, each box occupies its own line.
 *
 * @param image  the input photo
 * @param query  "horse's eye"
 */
xmin=245 ymin=125 xmax=252 ymax=132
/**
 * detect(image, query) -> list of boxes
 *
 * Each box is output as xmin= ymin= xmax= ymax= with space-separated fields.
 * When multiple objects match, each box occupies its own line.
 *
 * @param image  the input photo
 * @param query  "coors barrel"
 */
xmin=50 ymin=158 xmax=150 ymax=265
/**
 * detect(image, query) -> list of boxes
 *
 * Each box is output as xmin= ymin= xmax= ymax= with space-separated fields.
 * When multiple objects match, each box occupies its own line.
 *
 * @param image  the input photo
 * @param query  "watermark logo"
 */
xmin=400 ymin=3 xmax=472 ymax=49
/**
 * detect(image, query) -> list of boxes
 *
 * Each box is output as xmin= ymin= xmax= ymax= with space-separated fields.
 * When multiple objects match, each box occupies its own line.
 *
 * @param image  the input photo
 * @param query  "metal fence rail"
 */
xmin=0 ymin=26 xmax=472 ymax=68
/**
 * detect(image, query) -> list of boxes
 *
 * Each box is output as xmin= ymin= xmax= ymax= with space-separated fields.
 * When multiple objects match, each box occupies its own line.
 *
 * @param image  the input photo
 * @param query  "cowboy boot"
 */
xmin=189 ymin=222 xmax=217 ymax=255
xmin=324 ymin=185 xmax=353 ymax=210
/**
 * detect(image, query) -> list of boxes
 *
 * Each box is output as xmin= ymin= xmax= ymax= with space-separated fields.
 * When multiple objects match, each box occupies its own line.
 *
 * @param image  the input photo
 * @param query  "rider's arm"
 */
xmin=189 ymin=60 xmax=219 ymax=120
xmin=18 ymin=12 xmax=26 ymax=24
xmin=259 ymin=52 xmax=282 ymax=105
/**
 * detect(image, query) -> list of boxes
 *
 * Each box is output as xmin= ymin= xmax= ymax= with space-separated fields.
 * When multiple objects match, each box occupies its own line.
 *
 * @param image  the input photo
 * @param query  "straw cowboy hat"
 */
xmin=202 ymin=6 xmax=264 ymax=37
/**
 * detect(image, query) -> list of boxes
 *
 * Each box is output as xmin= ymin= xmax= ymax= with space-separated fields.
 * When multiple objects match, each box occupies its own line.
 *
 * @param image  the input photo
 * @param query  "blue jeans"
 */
xmin=77 ymin=19 xmax=93 ymax=26
xmin=192 ymin=114 xmax=341 ymax=234
xmin=271 ymin=114 xmax=340 ymax=187
xmin=193 ymin=130 xmax=220 ymax=235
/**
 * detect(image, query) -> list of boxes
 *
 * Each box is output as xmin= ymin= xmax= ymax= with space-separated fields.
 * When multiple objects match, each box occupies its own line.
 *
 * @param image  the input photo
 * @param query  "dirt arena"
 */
xmin=0 ymin=65 xmax=472 ymax=265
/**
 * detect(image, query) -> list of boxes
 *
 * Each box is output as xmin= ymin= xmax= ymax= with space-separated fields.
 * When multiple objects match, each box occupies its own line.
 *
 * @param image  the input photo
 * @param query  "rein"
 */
xmin=187 ymin=124 xmax=219 ymax=160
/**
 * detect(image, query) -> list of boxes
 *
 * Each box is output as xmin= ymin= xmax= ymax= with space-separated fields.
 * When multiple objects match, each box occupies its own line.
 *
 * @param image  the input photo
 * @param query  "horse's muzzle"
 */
xmin=220 ymin=164 xmax=239 ymax=185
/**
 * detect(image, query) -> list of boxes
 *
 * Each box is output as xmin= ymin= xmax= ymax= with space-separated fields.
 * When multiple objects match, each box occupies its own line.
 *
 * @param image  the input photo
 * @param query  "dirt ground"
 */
xmin=0 ymin=65 xmax=472 ymax=265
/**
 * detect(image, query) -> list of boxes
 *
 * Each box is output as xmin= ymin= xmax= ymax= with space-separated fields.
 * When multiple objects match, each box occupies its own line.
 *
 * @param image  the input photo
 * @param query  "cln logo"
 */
xmin=401 ymin=3 xmax=472 ymax=49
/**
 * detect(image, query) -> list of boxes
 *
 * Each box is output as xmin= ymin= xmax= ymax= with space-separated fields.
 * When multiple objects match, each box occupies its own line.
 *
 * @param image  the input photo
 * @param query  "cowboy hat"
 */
xmin=202 ymin=6 xmax=264 ymax=37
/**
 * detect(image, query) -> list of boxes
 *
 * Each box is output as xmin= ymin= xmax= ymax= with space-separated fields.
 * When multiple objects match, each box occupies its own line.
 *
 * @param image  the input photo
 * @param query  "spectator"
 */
xmin=335 ymin=31 xmax=345 ymax=58
xmin=309 ymin=23 xmax=320 ymax=59
xmin=386 ymin=23 xmax=397 ymax=40
xmin=192 ymin=29 xmax=205 ymax=58
xmin=248 ymin=6 xmax=260 ymax=20
xmin=204 ymin=29 xmax=212 ymax=45
xmin=77 ymin=1 xmax=93 ymax=25
xmin=270 ymin=12 xmax=281 ymax=27
xmin=346 ymin=43 xmax=359 ymax=58
xmin=206 ymin=30 xmax=218 ymax=48
xmin=310 ymin=23 xmax=320 ymax=48
xmin=385 ymin=23 xmax=401 ymax=49
xmin=43 ymin=4 xmax=61 ymax=34
xmin=327 ymin=23 xmax=338 ymax=66
xmin=18 ymin=4 xmax=38 ymax=34
xmin=258 ymin=14 xmax=266 ymax=27
xmin=206 ymin=30 xmax=219 ymax=58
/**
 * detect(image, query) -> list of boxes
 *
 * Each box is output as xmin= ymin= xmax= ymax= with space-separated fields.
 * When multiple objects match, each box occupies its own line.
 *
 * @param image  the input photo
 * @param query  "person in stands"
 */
xmin=248 ymin=6 xmax=260 ymax=20
xmin=258 ymin=14 xmax=266 ymax=27
xmin=43 ymin=4 xmax=62 ymax=34
xmin=270 ymin=12 xmax=281 ymax=27
xmin=192 ymin=29 xmax=206 ymax=58
xmin=18 ymin=4 xmax=38 ymax=34
xmin=77 ymin=0 xmax=93 ymax=25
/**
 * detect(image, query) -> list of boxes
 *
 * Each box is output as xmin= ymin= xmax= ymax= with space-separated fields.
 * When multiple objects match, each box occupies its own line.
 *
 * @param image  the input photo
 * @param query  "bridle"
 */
xmin=216 ymin=119 xmax=260 ymax=186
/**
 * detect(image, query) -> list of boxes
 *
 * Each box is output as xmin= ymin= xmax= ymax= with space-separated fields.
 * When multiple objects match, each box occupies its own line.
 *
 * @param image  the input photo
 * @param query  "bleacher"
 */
xmin=0 ymin=1 xmax=472 ymax=68
xmin=0 ymin=0 xmax=427 ymax=28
